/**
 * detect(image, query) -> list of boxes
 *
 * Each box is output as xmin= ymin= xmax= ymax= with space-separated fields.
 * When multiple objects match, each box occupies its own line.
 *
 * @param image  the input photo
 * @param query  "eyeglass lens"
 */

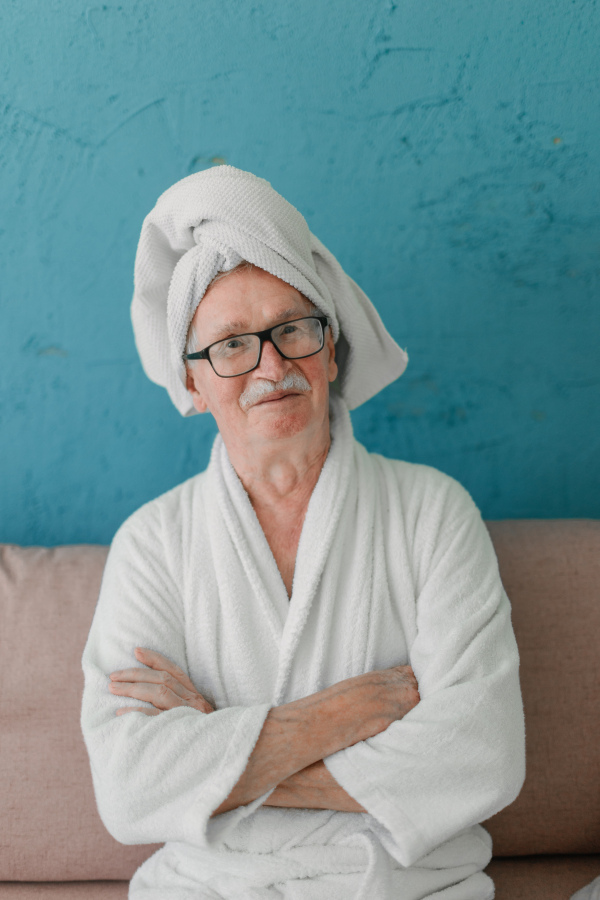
xmin=209 ymin=317 xmax=324 ymax=377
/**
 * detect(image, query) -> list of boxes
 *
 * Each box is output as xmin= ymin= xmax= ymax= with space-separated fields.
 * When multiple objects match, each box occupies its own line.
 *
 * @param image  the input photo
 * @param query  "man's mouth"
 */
xmin=255 ymin=390 xmax=300 ymax=406
xmin=238 ymin=373 xmax=312 ymax=412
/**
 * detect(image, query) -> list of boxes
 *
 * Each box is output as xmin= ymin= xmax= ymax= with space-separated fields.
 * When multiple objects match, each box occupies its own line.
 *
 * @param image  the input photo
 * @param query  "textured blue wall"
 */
xmin=1 ymin=0 xmax=599 ymax=546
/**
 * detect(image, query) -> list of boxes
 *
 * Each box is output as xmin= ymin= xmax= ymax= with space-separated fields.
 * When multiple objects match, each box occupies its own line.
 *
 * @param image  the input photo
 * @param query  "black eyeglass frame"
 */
xmin=184 ymin=315 xmax=330 ymax=378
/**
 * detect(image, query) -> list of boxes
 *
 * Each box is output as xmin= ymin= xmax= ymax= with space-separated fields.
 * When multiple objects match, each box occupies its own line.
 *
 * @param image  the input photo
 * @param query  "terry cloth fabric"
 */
xmin=80 ymin=393 xmax=525 ymax=900
xmin=130 ymin=165 xmax=408 ymax=416
xmin=571 ymin=877 xmax=600 ymax=900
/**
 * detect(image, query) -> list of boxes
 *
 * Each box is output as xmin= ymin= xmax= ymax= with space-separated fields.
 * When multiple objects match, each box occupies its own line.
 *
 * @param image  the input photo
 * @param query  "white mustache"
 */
xmin=238 ymin=372 xmax=312 ymax=412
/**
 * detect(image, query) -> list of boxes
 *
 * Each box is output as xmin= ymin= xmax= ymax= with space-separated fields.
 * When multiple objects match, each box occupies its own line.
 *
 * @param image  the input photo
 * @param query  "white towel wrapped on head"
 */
xmin=131 ymin=164 xmax=408 ymax=416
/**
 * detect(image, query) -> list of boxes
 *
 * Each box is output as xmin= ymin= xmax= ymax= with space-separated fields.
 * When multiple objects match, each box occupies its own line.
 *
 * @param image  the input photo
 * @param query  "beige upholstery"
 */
xmin=481 ymin=520 xmax=600 ymax=856
xmin=0 ymin=544 xmax=160 ymax=883
xmin=2 ymin=856 xmax=600 ymax=899
xmin=1 ymin=520 xmax=599 ymax=897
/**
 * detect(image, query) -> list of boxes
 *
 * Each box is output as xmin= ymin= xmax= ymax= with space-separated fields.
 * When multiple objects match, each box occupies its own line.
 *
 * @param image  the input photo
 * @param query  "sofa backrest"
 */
xmin=0 ymin=521 xmax=599 ymax=881
xmin=481 ymin=519 xmax=600 ymax=856
xmin=0 ymin=543 xmax=159 ymax=882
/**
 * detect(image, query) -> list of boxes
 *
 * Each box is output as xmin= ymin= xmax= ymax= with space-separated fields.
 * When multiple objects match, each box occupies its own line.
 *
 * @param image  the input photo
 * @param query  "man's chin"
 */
xmin=245 ymin=400 xmax=314 ymax=436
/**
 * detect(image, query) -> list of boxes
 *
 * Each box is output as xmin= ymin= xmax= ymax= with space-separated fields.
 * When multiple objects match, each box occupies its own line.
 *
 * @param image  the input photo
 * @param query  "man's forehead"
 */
xmin=213 ymin=304 xmax=307 ymax=331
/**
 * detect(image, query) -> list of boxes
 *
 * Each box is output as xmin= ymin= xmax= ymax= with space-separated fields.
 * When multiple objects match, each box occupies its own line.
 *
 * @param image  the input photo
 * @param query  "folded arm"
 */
xmin=210 ymin=665 xmax=418 ymax=816
xmin=108 ymin=647 xmax=419 ymax=816
xmin=219 ymin=665 xmax=419 ymax=814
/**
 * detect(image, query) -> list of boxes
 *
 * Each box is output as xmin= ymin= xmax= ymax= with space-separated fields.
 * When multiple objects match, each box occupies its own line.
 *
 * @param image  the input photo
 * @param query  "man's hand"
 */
xmin=211 ymin=662 xmax=421 ymax=816
xmin=108 ymin=648 xmax=215 ymax=716
xmin=359 ymin=664 xmax=421 ymax=731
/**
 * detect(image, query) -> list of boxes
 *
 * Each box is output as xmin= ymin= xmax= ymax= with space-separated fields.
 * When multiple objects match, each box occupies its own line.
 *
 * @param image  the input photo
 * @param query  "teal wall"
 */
xmin=1 ymin=0 xmax=599 ymax=546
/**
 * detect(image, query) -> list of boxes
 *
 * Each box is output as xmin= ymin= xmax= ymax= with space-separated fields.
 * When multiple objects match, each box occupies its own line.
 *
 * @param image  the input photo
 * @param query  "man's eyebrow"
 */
xmin=209 ymin=306 xmax=310 ymax=342
xmin=210 ymin=319 xmax=250 ymax=340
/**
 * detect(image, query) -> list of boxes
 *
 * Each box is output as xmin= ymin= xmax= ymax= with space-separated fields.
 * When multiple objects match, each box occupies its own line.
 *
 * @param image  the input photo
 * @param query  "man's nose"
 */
xmin=255 ymin=338 xmax=291 ymax=380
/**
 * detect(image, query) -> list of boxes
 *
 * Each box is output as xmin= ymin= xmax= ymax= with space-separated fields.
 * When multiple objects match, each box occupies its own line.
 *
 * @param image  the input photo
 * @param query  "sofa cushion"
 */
xmin=482 ymin=520 xmax=600 ymax=855
xmin=0 ymin=883 xmax=127 ymax=899
xmin=485 ymin=853 xmax=600 ymax=900
xmin=0 ymin=855 xmax=599 ymax=899
xmin=0 ymin=545 xmax=162 ymax=882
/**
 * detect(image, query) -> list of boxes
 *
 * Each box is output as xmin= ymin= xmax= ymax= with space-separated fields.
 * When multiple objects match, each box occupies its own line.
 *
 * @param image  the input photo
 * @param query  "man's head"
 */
xmin=131 ymin=166 xmax=408 ymax=418
xmin=184 ymin=263 xmax=338 ymax=451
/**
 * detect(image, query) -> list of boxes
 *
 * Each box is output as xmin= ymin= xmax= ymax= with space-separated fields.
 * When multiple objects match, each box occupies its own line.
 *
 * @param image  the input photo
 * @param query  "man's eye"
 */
xmin=280 ymin=325 xmax=298 ymax=335
xmin=225 ymin=339 xmax=243 ymax=349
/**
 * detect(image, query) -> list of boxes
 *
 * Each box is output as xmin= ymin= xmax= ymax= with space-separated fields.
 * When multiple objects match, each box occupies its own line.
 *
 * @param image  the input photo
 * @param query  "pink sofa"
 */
xmin=1 ymin=520 xmax=599 ymax=899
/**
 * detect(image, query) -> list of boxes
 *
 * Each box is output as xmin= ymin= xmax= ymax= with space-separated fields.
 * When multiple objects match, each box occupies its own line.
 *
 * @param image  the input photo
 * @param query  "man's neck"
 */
xmin=225 ymin=423 xmax=331 ymax=518
xmin=221 ymin=412 xmax=332 ymax=598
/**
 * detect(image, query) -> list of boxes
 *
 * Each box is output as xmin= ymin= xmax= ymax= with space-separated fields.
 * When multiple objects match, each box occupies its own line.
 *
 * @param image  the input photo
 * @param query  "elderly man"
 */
xmin=80 ymin=166 xmax=525 ymax=900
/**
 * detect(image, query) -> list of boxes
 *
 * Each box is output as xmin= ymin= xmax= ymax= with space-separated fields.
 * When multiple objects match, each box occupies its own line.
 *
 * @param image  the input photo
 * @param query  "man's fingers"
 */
xmin=110 ymin=666 xmax=194 ymax=702
xmin=110 ymin=650 xmax=198 ymax=700
xmin=109 ymin=680 xmax=189 ymax=710
xmin=111 ymin=681 xmax=213 ymax=714
xmin=134 ymin=647 xmax=199 ymax=694
xmin=108 ymin=648 xmax=215 ymax=713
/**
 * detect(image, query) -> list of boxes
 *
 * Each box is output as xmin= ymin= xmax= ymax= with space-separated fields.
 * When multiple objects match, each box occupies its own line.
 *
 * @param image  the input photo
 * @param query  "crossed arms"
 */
xmin=108 ymin=647 xmax=421 ymax=816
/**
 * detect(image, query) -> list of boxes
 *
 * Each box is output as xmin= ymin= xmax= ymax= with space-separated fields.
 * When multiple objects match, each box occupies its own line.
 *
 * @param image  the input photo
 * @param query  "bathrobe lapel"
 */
xmin=217 ymin=438 xmax=289 ymax=643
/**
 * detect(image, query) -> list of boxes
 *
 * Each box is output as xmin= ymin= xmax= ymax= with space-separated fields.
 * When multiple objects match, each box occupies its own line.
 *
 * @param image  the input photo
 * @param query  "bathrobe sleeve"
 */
xmin=80 ymin=504 xmax=273 ymax=849
xmin=323 ymin=469 xmax=526 ymax=869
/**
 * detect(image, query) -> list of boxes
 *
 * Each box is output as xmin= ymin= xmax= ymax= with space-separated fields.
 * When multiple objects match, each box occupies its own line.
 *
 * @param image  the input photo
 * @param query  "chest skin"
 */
xmin=255 ymin=509 xmax=305 ymax=599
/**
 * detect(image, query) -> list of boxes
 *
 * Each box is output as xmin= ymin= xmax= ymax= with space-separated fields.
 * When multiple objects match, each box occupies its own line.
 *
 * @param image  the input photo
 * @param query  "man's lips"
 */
xmin=254 ymin=390 xmax=301 ymax=406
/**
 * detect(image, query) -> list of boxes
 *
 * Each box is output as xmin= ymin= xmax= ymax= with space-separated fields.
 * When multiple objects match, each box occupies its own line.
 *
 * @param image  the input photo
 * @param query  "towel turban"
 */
xmin=131 ymin=165 xmax=408 ymax=416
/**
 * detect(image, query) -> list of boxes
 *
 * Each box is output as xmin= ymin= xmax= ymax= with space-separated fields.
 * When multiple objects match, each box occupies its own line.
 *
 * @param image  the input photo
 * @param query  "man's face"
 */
xmin=185 ymin=266 xmax=338 ymax=449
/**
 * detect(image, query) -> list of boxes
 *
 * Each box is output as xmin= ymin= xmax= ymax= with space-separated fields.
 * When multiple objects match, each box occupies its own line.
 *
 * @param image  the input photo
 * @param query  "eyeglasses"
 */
xmin=184 ymin=315 xmax=330 ymax=378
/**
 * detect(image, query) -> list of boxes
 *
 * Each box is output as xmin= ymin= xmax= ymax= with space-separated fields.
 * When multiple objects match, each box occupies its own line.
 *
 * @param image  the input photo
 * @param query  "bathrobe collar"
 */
xmin=207 ymin=392 xmax=354 ymax=701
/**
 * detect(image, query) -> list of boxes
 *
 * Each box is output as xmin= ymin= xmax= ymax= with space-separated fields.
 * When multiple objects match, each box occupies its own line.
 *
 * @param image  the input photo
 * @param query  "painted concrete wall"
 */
xmin=1 ymin=0 xmax=599 ymax=546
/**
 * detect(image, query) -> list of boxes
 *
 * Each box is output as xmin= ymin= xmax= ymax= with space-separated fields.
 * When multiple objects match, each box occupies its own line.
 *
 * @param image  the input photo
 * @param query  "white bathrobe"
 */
xmin=80 ymin=394 xmax=526 ymax=900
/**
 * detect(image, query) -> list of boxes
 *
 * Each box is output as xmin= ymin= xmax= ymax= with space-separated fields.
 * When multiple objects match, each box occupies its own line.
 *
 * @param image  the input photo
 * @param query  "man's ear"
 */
xmin=185 ymin=367 xmax=209 ymax=414
xmin=325 ymin=330 xmax=338 ymax=383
